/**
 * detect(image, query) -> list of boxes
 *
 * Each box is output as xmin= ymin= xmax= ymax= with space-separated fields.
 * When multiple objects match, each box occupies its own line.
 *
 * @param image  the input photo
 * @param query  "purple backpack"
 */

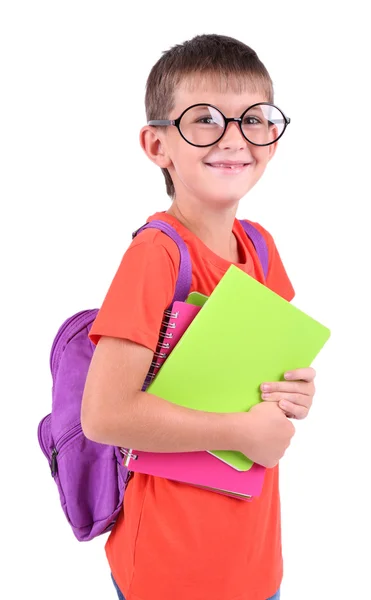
xmin=37 ymin=219 xmax=268 ymax=541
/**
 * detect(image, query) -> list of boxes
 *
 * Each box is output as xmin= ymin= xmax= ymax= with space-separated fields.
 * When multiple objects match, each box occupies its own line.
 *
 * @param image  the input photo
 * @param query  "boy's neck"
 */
xmin=167 ymin=198 xmax=241 ymax=263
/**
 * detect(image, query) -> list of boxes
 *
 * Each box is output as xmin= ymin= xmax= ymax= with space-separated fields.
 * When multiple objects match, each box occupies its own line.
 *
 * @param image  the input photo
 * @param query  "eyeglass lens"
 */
xmin=179 ymin=104 xmax=286 ymax=146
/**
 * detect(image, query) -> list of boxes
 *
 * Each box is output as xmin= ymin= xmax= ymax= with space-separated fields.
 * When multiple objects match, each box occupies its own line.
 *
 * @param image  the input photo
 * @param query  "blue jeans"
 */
xmin=111 ymin=574 xmax=125 ymax=600
xmin=111 ymin=575 xmax=280 ymax=600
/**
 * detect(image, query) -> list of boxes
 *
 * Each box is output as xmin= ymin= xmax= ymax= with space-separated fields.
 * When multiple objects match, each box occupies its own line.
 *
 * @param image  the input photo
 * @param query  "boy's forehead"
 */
xmin=172 ymin=73 xmax=269 ymax=115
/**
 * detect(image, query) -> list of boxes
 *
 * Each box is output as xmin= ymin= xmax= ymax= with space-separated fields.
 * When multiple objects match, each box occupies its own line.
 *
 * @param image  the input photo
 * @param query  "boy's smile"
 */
xmin=204 ymin=160 xmax=252 ymax=175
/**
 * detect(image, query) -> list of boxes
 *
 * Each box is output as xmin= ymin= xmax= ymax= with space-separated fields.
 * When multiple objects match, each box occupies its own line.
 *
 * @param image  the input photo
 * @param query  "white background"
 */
xmin=1 ymin=1 xmax=370 ymax=599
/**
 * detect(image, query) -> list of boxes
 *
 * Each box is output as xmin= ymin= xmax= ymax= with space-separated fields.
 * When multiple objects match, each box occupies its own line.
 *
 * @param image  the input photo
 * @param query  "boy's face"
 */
xmin=143 ymin=75 xmax=278 ymax=208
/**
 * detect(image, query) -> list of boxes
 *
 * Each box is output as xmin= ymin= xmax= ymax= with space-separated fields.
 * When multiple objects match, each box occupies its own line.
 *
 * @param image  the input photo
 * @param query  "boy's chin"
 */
xmin=199 ymin=192 xmax=245 ymax=208
xmin=201 ymin=185 xmax=251 ymax=206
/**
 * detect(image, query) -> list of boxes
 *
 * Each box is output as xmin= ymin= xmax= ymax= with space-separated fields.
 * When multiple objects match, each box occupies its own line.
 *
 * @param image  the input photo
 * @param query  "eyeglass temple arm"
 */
xmin=148 ymin=119 xmax=176 ymax=126
xmin=268 ymin=117 xmax=291 ymax=125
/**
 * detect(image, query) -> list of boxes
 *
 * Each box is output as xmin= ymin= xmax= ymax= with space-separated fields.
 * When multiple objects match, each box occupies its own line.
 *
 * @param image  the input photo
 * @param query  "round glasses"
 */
xmin=148 ymin=103 xmax=290 ymax=148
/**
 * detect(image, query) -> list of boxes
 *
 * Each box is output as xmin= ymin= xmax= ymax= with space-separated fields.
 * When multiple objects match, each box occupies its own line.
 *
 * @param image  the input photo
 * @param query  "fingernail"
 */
xmin=261 ymin=384 xmax=270 ymax=391
xmin=280 ymin=400 xmax=288 ymax=409
xmin=262 ymin=393 xmax=270 ymax=399
xmin=284 ymin=372 xmax=293 ymax=379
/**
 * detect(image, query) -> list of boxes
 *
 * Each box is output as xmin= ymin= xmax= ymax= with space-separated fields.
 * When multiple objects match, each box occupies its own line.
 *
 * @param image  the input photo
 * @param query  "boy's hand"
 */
xmin=260 ymin=367 xmax=316 ymax=420
xmin=237 ymin=402 xmax=295 ymax=468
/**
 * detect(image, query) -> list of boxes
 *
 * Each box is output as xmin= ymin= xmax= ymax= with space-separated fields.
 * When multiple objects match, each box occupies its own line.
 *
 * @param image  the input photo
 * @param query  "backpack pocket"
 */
xmin=38 ymin=414 xmax=128 ymax=541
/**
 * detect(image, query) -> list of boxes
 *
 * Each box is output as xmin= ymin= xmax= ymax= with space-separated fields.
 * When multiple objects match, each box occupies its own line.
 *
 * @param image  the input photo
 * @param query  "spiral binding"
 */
xmin=161 ymin=311 xmax=178 ymax=322
xmin=120 ymin=448 xmax=138 ymax=461
xmin=158 ymin=341 xmax=171 ymax=350
xmin=142 ymin=308 xmax=179 ymax=389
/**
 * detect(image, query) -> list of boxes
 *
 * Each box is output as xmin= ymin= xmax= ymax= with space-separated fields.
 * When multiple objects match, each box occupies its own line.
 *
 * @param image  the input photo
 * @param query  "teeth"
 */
xmin=212 ymin=164 xmax=244 ymax=169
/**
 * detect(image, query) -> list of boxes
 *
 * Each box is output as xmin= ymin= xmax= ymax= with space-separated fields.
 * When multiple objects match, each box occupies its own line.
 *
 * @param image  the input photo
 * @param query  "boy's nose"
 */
xmin=218 ymin=121 xmax=247 ymax=149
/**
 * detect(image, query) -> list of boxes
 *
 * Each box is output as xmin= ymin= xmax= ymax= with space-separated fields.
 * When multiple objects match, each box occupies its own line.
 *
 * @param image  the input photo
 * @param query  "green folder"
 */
xmin=147 ymin=265 xmax=331 ymax=471
xmin=185 ymin=291 xmax=209 ymax=307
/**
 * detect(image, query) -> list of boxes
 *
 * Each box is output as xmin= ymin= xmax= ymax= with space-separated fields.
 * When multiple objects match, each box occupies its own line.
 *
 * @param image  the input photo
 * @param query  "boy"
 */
xmin=82 ymin=34 xmax=316 ymax=600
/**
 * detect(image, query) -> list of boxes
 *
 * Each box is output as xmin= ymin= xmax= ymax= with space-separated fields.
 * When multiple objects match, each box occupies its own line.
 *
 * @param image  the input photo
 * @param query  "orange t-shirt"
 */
xmin=90 ymin=212 xmax=295 ymax=600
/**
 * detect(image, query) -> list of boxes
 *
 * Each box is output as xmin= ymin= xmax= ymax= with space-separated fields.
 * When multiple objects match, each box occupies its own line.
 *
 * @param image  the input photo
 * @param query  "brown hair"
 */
xmin=145 ymin=34 xmax=274 ymax=198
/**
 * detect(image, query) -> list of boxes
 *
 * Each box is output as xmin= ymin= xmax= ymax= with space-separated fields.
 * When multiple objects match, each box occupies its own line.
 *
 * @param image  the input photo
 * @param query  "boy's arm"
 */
xmin=81 ymin=336 xmax=295 ymax=468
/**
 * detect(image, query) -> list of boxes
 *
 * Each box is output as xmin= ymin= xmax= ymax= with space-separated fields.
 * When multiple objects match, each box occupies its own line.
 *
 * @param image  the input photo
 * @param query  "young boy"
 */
xmin=82 ymin=34 xmax=316 ymax=600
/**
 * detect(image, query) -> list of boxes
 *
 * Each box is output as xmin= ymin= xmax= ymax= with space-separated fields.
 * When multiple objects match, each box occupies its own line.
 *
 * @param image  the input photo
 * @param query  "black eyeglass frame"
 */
xmin=148 ymin=102 xmax=291 ymax=148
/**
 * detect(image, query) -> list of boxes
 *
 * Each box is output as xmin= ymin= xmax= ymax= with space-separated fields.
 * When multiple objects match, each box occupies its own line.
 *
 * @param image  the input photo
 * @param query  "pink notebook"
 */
xmin=121 ymin=299 xmax=265 ymax=499
xmin=121 ymin=448 xmax=265 ymax=499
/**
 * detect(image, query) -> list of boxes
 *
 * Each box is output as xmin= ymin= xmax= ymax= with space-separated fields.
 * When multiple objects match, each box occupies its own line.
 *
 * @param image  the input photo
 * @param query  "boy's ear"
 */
xmin=267 ymin=140 xmax=278 ymax=161
xmin=139 ymin=126 xmax=172 ymax=169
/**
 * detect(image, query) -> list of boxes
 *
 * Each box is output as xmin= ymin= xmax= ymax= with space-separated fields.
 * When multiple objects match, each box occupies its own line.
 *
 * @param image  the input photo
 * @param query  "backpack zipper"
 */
xmin=49 ymin=309 xmax=98 ymax=378
xmin=51 ymin=448 xmax=58 ymax=477
xmin=38 ymin=414 xmax=59 ymax=477
xmin=50 ymin=422 xmax=83 ymax=477
xmin=38 ymin=415 xmax=83 ymax=477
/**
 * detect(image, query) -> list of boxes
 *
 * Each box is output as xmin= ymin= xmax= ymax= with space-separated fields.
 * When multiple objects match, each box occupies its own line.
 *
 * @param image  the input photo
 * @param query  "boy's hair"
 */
xmin=145 ymin=34 xmax=274 ymax=198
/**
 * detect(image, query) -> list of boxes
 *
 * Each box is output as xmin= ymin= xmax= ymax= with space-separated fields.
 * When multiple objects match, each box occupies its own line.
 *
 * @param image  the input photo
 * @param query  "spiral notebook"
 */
xmin=121 ymin=448 xmax=265 ymax=499
xmin=146 ymin=265 xmax=331 ymax=471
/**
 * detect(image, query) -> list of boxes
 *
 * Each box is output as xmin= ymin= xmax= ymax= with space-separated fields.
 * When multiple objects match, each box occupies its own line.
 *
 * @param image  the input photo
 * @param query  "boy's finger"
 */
xmin=262 ymin=392 xmax=311 ymax=409
xmin=261 ymin=381 xmax=313 ymax=395
xmin=284 ymin=367 xmax=316 ymax=382
xmin=279 ymin=400 xmax=308 ymax=420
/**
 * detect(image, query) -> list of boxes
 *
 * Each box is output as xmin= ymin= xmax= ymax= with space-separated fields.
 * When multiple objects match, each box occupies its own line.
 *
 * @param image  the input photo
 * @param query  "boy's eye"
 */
xmin=196 ymin=116 xmax=219 ymax=125
xmin=242 ymin=115 xmax=262 ymax=126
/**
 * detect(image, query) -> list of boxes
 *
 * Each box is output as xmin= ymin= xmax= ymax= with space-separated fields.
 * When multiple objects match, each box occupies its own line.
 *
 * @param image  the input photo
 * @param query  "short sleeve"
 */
xmin=249 ymin=221 xmax=295 ymax=302
xmin=89 ymin=240 xmax=178 ymax=352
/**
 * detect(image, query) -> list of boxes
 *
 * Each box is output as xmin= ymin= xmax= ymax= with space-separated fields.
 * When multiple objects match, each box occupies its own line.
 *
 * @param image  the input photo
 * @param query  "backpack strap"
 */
xmin=238 ymin=220 xmax=269 ymax=279
xmin=133 ymin=218 xmax=269 ymax=304
xmin=133 ymin=220 xmax=192 ymax=303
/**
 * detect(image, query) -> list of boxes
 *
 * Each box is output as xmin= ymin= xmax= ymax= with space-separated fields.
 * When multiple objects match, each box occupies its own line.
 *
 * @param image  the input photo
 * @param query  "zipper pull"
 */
xmin=51 ymin=448 xmax=58 ymax=477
